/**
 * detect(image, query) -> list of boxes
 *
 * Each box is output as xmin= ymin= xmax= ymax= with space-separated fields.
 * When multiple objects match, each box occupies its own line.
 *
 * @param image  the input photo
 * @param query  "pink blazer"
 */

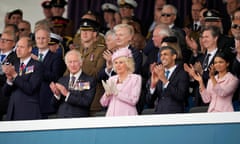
xmin=200 ymin=72 xmax=239 ymax=112
xmin=100 ymin=74 xmax=142 ymax=116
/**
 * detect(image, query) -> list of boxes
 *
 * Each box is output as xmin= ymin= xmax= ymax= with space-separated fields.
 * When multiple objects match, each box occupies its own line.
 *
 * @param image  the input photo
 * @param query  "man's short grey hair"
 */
xmin=162 ymin=4 xmax=177 ymax=15
xmin=105 ymin=29 xmax=116 ymax=40
xmin=154 ymin=23 xmax=173 ymax=36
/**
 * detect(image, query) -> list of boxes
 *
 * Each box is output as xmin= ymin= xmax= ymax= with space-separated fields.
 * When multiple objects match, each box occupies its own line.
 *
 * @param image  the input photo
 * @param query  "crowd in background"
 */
xmin=0 ymin=0 xmax=240 ymax=121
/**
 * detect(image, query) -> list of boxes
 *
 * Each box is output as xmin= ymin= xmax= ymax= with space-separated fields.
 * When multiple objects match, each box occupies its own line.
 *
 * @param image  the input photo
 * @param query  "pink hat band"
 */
xmin=112 ymin=48 xmax=133 ymax=61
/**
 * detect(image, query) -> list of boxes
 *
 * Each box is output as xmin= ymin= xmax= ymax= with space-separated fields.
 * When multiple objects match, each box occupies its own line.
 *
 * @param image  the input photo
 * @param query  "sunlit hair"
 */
xmin=113 ymin=56 xmax=135 ymax=74
xmin=162 ymin=4 xmax=177 ymax=15
xmin=104 ymin=29 xmax=116 ymax=40
xmin=64 ymin=49 xmax=83 ymax=64
xmin=113 ymin=23 xmax=135 ymax=36
xmin=154 ymin=23 xmax=172 ymax=37
xmin=34 ymin=20 xmax=52 ymax=33
xmin=18 ymin=36 xmax=33 ymax=48
xmin=35 ymin=27 xmax=51 ymax=38
xmin=2 ymin=30 xmax=17 ymax=42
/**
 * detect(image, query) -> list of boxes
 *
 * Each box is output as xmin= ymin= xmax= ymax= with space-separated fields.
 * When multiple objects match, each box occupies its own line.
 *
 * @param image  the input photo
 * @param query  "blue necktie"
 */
xmin=1 ymin=54 xmax=6 ymax=63
xmin=165 ymin=70 xmax=170 ymax=80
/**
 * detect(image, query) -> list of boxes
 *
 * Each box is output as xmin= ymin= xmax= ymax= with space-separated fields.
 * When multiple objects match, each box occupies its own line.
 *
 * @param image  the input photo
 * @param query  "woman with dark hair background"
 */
xmin=186 ymin=52 xmax=239 ymax=112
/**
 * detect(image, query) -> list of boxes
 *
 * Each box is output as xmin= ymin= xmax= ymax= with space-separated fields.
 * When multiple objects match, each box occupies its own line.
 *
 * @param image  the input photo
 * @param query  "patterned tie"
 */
xmin=202 ymin=53 xmax=211 ymax=70
xmin=19 ymin=62 xmax=25 ymax=76
xmin=39 ymin=53 xmax=43 ymax=62
xmin=69 ymin=76 xmax=76 ymax=89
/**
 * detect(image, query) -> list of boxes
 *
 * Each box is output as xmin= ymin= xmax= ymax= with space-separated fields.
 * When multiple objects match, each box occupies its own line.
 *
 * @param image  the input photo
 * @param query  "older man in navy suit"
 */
xmin=33 ymin=27 xmax=66 ymax=119
xmin=146 ymin=46 xmax=189 ymax=114
xmin=50 ymin=50 xmax=96 ymax=118
xmin=2 ymin=37 xmax=43 ymax=120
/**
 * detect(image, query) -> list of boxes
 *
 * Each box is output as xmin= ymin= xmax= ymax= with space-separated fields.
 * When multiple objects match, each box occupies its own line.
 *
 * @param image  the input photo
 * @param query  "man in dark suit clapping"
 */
xmin=2 ymin=37 xmax=43 ymax=120
xmin=50 ymin=50 xmax=96 ymax=118
xmin=146 ymin=46 xmax=189 ymax=114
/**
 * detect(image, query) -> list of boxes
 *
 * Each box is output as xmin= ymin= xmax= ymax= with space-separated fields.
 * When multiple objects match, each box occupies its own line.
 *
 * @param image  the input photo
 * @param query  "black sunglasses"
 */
xmin=232 ymin=24 xmax=240 ymax=29
xmin=161 ymin=13 xmax=173 ymax=17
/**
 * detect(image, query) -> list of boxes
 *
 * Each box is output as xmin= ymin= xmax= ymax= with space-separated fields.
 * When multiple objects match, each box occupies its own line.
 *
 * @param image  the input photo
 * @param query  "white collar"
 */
xmin=20 ymin=56 xmax=31 ymax=66
xmin=70 ymin=70 xmax=82 ymax=80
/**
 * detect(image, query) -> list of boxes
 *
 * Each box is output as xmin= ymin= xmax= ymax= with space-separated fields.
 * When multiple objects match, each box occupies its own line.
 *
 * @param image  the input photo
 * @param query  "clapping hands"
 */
xmin=102 ymin=79 xmax=118 ymax=97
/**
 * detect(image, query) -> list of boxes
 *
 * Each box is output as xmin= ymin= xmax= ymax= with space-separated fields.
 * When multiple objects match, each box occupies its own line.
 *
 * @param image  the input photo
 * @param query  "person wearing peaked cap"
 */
xmin=102 ymin=3 xmax=118 ymax=13
xmin=50 ymin=16 xmax=73 ymax=54
xmin=51 ymin=16 xmax=69 ymax=27
xmin=42 ymin=0 xmax=52 ymax=9
xmin=41 ymin=1 xmax=53 ymax=21
xmin=102 ymin=3 xmax=118 ymax=30
xmin=117 ymin=0 xmax=137 ymax=18
xmin=77 ymin=15 xmax=107 ymax=115
xmin=50 ymin=0 xmax=67 ymax=8
xmin=50 ymin=0 xmax=74 ymax=38
xmin=203 ymin=9 xmax=227 ymax=35
xmin=79 ymin=18 xmax=99 ymax=32
xmin=50 ymin=16 xmax=68 ymax=35
xmin=8 ymin=9 xmax=23 ymax=25
xmin=49 ymin=33 xmax=65 ymax=58
xmin=203 ymin=9 xmax=222 ymax=22
xmin=117 ymin=0 xmax=138 ymax=8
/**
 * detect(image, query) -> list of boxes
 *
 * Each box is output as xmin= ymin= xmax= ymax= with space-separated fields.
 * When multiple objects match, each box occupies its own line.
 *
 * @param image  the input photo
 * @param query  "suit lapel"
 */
xmin=168 ymin=65 xmax=180 ymax=82
xmin=43 ymin=51 xmax=51 ymax=64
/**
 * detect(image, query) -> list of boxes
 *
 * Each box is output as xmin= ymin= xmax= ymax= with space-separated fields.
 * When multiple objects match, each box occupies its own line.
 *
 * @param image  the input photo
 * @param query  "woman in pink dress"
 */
xmin=191 ymin=52 xmax=239 ymax=112
xmin=100 ymin=48 xmax=142 ymax=116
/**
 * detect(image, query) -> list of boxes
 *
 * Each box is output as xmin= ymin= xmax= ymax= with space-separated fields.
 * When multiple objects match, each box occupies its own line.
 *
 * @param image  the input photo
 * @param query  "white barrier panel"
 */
xmin=0 ymin=112 xmax=240 ymax=144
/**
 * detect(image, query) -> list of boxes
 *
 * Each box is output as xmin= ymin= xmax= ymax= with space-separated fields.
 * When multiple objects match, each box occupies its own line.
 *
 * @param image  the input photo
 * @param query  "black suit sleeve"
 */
xmin=43 ymin=53 xmax=66 ymax=82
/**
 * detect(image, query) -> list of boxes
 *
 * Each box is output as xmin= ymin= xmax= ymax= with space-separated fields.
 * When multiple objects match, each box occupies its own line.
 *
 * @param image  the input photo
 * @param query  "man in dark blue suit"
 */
xmin=146 ymin=46 xmax=189 ymax=114
xmin=33 ymin=28 xmax=66 ymax=118
xmin=50 ymin=50 xmax=96 ymax=118
xmin=2 ymin=37 xmax=43 ymax=120
xmin=0 ymin=31 xmax=18 ymax=120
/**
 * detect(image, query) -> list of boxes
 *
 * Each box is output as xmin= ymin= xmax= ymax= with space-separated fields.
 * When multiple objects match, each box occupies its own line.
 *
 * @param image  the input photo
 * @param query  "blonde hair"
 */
xmin=113 ymin=23 xmax=135 ymax=36
xmin=113 ymin=56 xmax=135 ymax=74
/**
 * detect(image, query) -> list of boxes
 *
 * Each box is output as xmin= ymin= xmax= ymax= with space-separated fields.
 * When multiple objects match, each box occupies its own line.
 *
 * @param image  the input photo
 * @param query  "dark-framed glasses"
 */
xmin=0 ymin=38 xmax=14 ymax=43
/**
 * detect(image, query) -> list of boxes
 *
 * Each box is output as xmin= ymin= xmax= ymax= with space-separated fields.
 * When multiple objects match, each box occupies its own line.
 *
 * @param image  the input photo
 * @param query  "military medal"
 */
xmin=90 ymin=54 xmax=94 ymax=61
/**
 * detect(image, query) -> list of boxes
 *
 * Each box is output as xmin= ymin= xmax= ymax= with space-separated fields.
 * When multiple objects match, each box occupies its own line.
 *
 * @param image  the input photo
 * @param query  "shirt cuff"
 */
xmin=64 ymin=92 xmax=70 ymax=102
xmin=6 ymin=79 xmax=13 ymax=86
xmin=150 ymin=87 xmax=156 ymax=94
xmin=163 ymin=81 xmax=169 ymax=89
xmin=54 ymin=94 xmax=61 ymax=100
xmin=236 ymin=55 xmax=240 ymax=62
xmin=104 ymin=68 xmax=113 ymax=77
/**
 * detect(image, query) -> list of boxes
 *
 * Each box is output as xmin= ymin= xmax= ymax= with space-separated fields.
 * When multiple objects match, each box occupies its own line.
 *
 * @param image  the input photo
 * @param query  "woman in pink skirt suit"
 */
xmin=100 ymin=48 xmax=142 ymax=116
xmin=191 ymin=52 xmax=239 ymax=112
